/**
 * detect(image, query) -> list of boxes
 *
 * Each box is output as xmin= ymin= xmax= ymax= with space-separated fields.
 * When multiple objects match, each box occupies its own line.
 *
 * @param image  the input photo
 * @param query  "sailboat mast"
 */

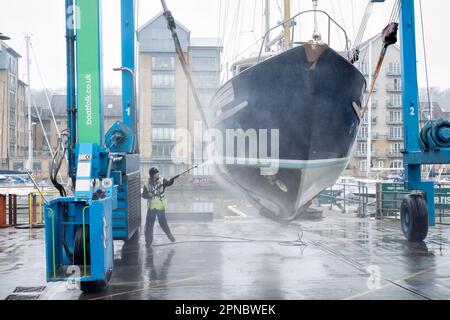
xmin=265 ymin=0 xmax=271 ymax=52
xmin=284 ymin=0 xmax=291 ymax=48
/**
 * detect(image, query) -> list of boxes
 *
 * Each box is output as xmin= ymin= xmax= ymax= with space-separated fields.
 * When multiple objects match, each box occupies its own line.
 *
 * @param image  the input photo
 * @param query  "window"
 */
xmin=390 ymin=127 xmax=403 ymax=139
xmin=192 ymin=57 xmax=218 ymax=72
xmin=388 ymin=62 xmax=401 ymax=75
xmin=9 ymin=57 xmax=16 ymax=74
xmin=152 ymin=89 xmax=175 ymax=106
xmin=358 ymin=143 xmax=367 ymax=154
xmin=13 ymin=162 xmax=23 ymax=171
xmin=9 ymin=74 xmax=16 ymax=89
xmin=9 ymin=91 xmax=16 ymax=107
xmin=152 ymin=56 xmax=175 ymax=71
xmin=378 ymin=161 xmax=384 ymax=169
xmin=195 ymin=73 xmax=219 ymax=89
xmin=359 ymin=62 xmax=370 ymax=75
xmin=359 ymin=160 xmax=367 ymax=172
xmin=152 ymin=108 xmax=176 ymax=124
xmin=389 ymin=111 xmax=402 ymax=123
xmin=390 ymin=143 xmax=403 ymax=155
xmin=152 ymin=143 xmax=175 ymax=158
xmin=393 ymin=78 xmax=402 ymax=91
xmin=358 ymin=126 xmax=368 ymax=139
xmin=362 ymin=113 xmax=376 ymax=124
xmin=152 ymin=73 xmax=175 ymax=88
xmin=152 ymin=127 xmax=175 ymax=141
xmin=390 ymin=160 xmax=403 ymax=169
xmin=391 ymin=94 xmax=402 ymax=106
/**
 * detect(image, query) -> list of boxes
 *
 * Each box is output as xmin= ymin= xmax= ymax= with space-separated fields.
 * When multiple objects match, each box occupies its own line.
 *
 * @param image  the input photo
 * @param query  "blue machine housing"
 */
xmin=44 ymin=197 xmax=115 ymax=282
xmin=105 ymin=121 xmax=136 ymax=154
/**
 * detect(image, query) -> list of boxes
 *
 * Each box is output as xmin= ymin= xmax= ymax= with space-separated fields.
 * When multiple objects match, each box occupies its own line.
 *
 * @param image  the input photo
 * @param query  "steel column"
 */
xmin=66 ymin=0 xmax=77 ymax=182
xmin=400 ymin=0 xmax=435 ymax=226
xmin=120 ymin=0 xmax=136 ymax=141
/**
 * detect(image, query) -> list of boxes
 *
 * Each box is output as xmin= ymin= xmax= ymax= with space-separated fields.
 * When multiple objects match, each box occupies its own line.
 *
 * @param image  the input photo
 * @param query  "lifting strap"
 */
xmin=361 ymin=22 xmax=399 ymax=118
xmin=160 ymin=0 xmax=210 ymax=129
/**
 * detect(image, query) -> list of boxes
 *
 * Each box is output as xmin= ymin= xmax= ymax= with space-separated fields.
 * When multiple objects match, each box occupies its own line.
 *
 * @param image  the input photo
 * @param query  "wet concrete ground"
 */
xmin=1 ymin=200 xmax=450 ymax=300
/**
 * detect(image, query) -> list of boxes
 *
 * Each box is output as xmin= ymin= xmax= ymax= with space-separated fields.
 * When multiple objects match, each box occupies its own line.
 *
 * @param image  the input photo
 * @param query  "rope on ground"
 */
xmin=150 ymin=232 xmax=308 ymax=249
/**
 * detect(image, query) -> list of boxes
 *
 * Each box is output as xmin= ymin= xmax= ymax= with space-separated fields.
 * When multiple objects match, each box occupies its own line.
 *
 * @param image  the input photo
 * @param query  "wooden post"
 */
xmin=13 ymin=195 xmax=17 ymax=225
xmin=8 ymin=194 xmax=13 ymax=226
xmin=0 ymin=195 xmax=6 ymax=226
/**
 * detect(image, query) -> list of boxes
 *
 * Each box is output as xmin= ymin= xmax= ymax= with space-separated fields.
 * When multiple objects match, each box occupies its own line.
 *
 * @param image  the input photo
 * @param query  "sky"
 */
xmin=0 ymin=0 xmax=449 ymax=91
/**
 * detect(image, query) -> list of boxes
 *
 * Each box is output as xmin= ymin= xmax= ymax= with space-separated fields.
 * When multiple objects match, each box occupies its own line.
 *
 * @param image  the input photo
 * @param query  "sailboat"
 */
xmin=209 ymin=0 xmax=366 ymax=221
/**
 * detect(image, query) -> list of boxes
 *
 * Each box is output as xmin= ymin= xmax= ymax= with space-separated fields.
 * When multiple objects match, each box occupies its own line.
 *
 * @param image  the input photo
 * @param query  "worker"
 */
xmin=142 ymin=167 xmax=176 ymax=246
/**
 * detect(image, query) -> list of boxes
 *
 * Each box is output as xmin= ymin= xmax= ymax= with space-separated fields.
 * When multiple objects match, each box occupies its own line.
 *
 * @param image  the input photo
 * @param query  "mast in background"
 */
xmin=25 ymin=35 xmax=33 ymax=173
xmin=264 ymin=0 xmax=271 ymax=52
xmin=367 ymin=40 xmax=373 ymax=177
xmin=284 ymin=0 xmax=291 ymax=48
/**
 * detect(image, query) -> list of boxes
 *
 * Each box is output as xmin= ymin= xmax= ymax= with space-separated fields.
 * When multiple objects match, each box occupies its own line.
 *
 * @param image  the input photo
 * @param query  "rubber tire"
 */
xmin=401 ymin=194 xmax=429 ymax=242
xmin=80 ymin=279 xmax=108 ymax=294
xmin=74 ymin=227 xmax=110 ymax=294
xmin=74 ymin=227 xmax=91 ymax=265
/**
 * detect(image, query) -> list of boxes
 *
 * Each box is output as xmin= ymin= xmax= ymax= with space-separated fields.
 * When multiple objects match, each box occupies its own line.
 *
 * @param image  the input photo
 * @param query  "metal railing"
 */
xmin=258 ymin=10 xmax=351 ymax=63
xmin=316 ymin=181 xmax=376 ymax=218
xmin=317 ymin=181 xmax=450 ymax=225
xmin=376 ymin=182 xmax=450 ymax=225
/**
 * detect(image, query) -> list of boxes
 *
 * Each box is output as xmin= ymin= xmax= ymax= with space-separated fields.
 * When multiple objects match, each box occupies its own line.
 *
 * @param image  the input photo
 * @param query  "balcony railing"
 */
xmin=388 ymin=136 xmax=404 ymax=141
xmin=386 ymin=102 xmax=402 ymax=109
xmin=152 ymin=118 xmax=176 ymax=125
xmin=386 ymin=117 xmax=403 ymax=125
xmin=388 ymin=151 xmax=403 ymax=158
xmin=362 ymin=117 xmax=378 ymax=125
xmin=357 ymin=132 xmax=379 ymax=141
xmin=386 ymin=70 xmax=401 ymax=76
xmin=151 ymin=155 xmax=173 ymax=160
xmin=354 ymin=151 xmax=378 ymax=158
xmin=9 ymin=150 xmax=52 ymax=158
xmin=386 ymin=84 xmax=402 ymax=92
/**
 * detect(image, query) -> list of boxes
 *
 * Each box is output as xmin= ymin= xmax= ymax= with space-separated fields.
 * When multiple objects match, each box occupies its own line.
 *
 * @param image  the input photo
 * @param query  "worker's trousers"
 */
xmin=145 ymin=209 xmax=174 ymax=244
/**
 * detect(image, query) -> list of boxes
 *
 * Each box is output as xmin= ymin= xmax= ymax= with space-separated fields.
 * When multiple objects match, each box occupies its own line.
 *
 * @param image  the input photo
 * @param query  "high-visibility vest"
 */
xmin=146 ymin=177 xmax=168 ymax=210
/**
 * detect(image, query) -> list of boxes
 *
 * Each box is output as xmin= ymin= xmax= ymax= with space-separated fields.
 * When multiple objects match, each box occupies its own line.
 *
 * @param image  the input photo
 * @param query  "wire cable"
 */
xmin=418 ymin=0 xmax=433 ymax=122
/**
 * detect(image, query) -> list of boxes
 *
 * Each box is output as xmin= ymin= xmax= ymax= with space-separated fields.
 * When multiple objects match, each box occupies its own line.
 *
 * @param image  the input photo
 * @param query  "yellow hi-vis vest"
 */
xmin=146 ymin=177 xmax=168 ymax=211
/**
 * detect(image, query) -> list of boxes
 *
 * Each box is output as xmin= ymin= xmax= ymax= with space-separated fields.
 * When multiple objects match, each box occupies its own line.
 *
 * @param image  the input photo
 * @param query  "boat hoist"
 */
xmin=363 ymin=0 xmax=450 ymax=242
xmin=44 ymin=0 xmax=140 ymax=293
xmin=42 ymin=0 xmax=450 ymax=294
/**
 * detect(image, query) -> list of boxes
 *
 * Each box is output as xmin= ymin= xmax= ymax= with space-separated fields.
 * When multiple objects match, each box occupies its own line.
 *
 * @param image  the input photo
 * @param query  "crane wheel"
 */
xmin=401 ymin=193 xmax=429 ymax=242
xmin=74 ymin=227 xmax=111 ymax=294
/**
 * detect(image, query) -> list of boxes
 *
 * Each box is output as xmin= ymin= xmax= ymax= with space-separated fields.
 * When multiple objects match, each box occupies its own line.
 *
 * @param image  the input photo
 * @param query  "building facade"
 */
xmin=349 ymin=34 xmax=404 ymax=177
xmin=0 ymin=39 xmax=28 ymax=171
xmin=137 ymin=13 xmax=222 ymax=180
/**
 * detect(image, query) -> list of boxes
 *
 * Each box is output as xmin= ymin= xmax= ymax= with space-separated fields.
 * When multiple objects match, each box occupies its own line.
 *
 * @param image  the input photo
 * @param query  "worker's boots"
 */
xmin=168 ymin=234 xmax=176 ymax=243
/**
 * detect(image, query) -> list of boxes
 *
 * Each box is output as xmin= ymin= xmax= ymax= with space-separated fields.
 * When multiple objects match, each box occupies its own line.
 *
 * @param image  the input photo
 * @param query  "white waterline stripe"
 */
xmin=217 ymin=157 xmax=349 ymax=169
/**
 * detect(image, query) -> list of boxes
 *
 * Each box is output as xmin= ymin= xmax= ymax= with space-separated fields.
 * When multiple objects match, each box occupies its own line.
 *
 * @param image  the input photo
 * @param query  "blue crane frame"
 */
xmin=400 ymin=0 xmax=450 ymax=229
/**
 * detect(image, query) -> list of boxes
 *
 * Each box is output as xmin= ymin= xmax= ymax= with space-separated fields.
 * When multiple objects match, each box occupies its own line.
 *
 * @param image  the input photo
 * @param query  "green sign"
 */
xmin=380 ymin=183 xmax=450 ymax=211
xmin=76 ymin=0 xmax=102 ymax=145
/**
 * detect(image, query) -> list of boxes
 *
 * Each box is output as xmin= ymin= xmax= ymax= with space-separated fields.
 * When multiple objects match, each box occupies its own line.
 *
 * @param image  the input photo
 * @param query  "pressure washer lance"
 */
xmin=151 ymin=165 xmax=199 ymax=194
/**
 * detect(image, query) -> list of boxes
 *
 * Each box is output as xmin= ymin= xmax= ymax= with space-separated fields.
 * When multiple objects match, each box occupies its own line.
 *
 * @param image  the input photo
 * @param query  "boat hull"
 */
xmin=210 ymin=44 xmax=366 ymax=220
